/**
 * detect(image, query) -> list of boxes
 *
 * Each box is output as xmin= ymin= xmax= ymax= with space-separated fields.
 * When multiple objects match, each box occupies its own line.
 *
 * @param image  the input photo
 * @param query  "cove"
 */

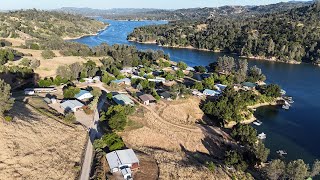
xmin=70 ymin=19 xmax=320 ymax=163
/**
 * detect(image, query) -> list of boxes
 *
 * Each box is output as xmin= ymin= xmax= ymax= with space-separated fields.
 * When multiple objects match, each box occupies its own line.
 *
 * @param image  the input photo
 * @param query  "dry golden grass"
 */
xmin=0 ymin=102 xmax=87 ymax=180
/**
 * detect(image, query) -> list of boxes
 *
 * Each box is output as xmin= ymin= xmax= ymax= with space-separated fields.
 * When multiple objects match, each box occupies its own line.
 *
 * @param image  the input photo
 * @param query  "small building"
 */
xmin=60 ymin=100 xmax=84 ymax=112
xmin=106 ymin=149 xmax=140 ymax=179
xmin=113 ymin=94 xmax=134 ymax=106
xmin=93 ymin=76 xmax=101 ymax=82
xmin=203 ymin=89 xmax=220 ymax=96
xmin=148 ymin=77 xmax=166 ymax=84
xmin=214 ymin=84 xmax=227 ymax=92
xmin=159 ymin=91 xmax=171 ymax=100
xmin=186 ymin=66 xmax=195 ymax=71
xmin=75 ymin=90 xmax=93 ymax=100
xmin=131 ymin=75 xmax=145 ymax=80
xmin=242 ymin=82 xmax=257 ymax=90
xmin=139 ymin=94 xmax=156 ymax=105
xmin=111 ymin=78 xmax=131 ymax=86
xmin=83 ymin=78 xmax=94 ymax=83
xmin=120 ymin=67 xmax=134 ymax=75
xmin=24 ymin=88 xmax=57 ymax=94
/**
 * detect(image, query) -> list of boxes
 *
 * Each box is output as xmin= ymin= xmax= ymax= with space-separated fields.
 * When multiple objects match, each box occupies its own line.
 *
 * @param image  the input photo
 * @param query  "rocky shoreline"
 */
xmin=63 ymin=24 xmax=110 ymax=41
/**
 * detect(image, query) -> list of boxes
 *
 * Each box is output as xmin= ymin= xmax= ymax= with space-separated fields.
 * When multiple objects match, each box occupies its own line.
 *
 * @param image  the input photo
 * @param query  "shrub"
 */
xmin=64 ymin=113 xmax=76 ymax=123
xmin=41 ymin=50 xmax=56 ymax=59
xmin=4 ymin=116 xmax=13 ymax=122
xmin=83 ymin=106 xmax=94 ymax=115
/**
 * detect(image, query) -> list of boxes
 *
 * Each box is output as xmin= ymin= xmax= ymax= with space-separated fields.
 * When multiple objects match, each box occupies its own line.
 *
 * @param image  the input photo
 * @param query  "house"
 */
xmin=106 ymin=149 xmax=139 ymax=179
xmin=186 ymin=66 xmax=195 ymax=71
xmin=113 ymin=94 xmax=134 ymax=106
xmin=148 ymin=77 xmax=166 ymax=83
xmin=139 ymin=94 xmax=156 ymax=105
xmin=214 ymin=84 xmax=227 ymax=92
xmin=159 ymin=91 xmax=171 ymax=100
xmin=60 ymin=100 xmax=84 ymax=112
xmin=75 ymin=90 xmax=93 ymax=101
xmin=93 ymin=76 xmax=101 ymax=82
xmin=131 ymin=75 xmax=145 ymax=80
xmin=83 ymin=78 xmax=94 ymax=83
xmin=242 ymin=82 xmax=257 ymax=90
xmin=24 ymin=88 xmax=57 ymax=94
xmin=203 ymin=89 xmax=220 ymax=96
xmin=111 ymin=78 xmax=131 ymax=86
xmin=120 ymin=67 xmax=134 ymax=75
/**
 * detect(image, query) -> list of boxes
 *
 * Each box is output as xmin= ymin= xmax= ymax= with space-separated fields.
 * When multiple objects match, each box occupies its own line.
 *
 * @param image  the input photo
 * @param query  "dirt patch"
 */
xmin=134 ymin=152 xmax=159 ymax=180
xmin=0 ymin=102 xmax=87 ymax=180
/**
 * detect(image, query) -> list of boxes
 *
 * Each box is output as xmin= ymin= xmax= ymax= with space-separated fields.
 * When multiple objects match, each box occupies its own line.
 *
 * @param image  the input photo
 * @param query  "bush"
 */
xmin=41 ymin=50 xmax=56 ymax=59
xmin=206 ymin=161 xmax=216 ymax=172
xmin=64 ymin=113 xmax=76 ymax=123
xmin=93 ymin=133 xmax=125 ymax=151
xmin=4 ymin=116 xmax=13 ymax=122
xmin=83 ymin=106 xmax=94 ymax=115
xmin=63 ymin=86 xmax=80 ymax=98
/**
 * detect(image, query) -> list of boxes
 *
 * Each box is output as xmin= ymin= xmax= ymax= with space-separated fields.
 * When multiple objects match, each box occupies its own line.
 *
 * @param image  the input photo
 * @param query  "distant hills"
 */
xmin=56 ymin=1 xmax=313 ymax=20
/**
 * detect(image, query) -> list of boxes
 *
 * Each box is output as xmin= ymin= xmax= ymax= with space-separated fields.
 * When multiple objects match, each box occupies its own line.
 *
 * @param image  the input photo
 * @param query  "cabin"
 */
xmin=139 ymin=94 xmax=156 ymax=105
xmin=159 ymin=91 xmax=171 ymax=100
xmin=83 ymin=78 xmax=94 ymax=83
xmin=106 ymin=149 xmax=140 ymax=179
xmin=24 ymin=88 xmax=57 ymax=94
xmin=120 ymin=67 xmax=135 ymax=75
xmin=242 ymin=82 xmax=257 ymax=90
xmin=60 ymin=100 xmax=84 ymax=113
xmin=203 ymin=89 xmax=220 ymax=96
xmin=113 ymin=94 xmax=134 ymax=106
xmin=75 ymin=90 xmax=93 ymax=101
xmin=111 ymin=78 xmax=131 ymax=86
xmin=214 ymin=84 xmax=227 ymax=92
xmin=93 ymin=76 xmax=101 ymax=82
xmin=186 ymin=66 xmax=195 ymax=71
xmin=131 ymin=75 xmax=145 ymax=80
xmin=148 ymin=77 xmax=166 ymax=84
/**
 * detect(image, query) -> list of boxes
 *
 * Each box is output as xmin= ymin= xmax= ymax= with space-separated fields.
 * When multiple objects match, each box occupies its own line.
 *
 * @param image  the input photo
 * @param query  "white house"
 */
xmin=93 ymin=76 xmax=101 ymax=82
xmin=75 ymin=90 xmax=93 ymax=100
xmin=60 ymin=100 xmax=84 ymax=112
xmin=106 ymin=149 xmax=139 ymax=179
xmin=83 ymin=78 xmax=94 ymax=83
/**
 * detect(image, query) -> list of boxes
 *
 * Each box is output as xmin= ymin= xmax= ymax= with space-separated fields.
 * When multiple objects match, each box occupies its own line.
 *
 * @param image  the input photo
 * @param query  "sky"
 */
xmin=0 ymin=0 xmax=311 ymax=10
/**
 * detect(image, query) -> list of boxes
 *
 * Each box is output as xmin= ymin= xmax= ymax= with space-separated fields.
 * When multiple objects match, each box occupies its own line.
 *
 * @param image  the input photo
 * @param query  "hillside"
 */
xmin=56 ymin=1 xmax=312 ymax=21
xmin=0 ymin=9 xmax=106 ymax=40
xmin=128 ymin=2 xmax=320 ymax=64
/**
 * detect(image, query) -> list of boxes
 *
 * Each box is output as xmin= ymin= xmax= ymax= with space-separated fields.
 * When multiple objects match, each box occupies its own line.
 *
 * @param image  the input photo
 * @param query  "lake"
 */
xmin=71 ymin=19 xmax=320 ymax=164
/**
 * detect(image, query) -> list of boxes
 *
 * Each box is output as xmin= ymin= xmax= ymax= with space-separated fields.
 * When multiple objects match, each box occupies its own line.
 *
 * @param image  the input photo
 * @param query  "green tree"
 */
xmin=41 ymin=50 xmax=56 ymax=59
xmin=224 ymin=150 xmax=248 ymax=171
xmin=176 ymin=70 xmax=185 ymax=78
xmin=93 ymin=133 xmax=125 ymax=151
xmin=64 ymin=113 xmax=76 ymax=123
xmin=63 ymin=86 xmax=80 ymax=99
xmin=192 ymin=82 xmax=204 ymax=91
xmin=252 ymin=141 xmax=270 ymax=163
xmin=231 ymin=124 xmax=258 ymax=146
xmin=177 ymin=61 xmax=187 ymax=70
xmin=202 ymin=76 xmax=215 ymax=89
xmin=311 ymin=160 xmax=320 ymax=178
xmin=0 ymin=80 xmax=14 ymax=117
xmin=265 ymin=159 xmax=286 ymax=180
xmin=286 ymin=159 xmax=309 ymax=180
xmin=108 ymin=112 xmax=127 ymax=131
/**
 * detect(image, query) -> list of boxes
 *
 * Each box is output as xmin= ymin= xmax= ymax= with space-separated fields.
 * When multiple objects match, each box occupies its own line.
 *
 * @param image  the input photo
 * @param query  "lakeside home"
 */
xmin=203 ymin=89 xmax=221 ymax=96
xmin=112 ymin=78 xmax=131 ymax=86
xmin=106 ymin=149 xmax=139 ymax=179
xmin=113 ymin=94 xmax=134 ymax=106
xmin=75 ymin=90 xmax=93 ymax=101
xmin=139 ymin=94 xmax=156 ymax=105
xmin=60 ymin=99 xmax=84 ymax=113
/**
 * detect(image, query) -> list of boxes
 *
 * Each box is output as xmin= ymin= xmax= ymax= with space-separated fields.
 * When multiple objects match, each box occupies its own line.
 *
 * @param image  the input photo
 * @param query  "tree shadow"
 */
xmin=9 ymin=100 xmax=41 ymax=122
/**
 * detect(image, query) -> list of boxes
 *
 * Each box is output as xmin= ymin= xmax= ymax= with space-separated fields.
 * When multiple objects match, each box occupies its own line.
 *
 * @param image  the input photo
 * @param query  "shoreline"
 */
xmin=225 ymin=99 xmax=280 ymax=128
xmin=63 ymin=24 xmax=110 ymax=41
xmin=128 ymin=39 xmax=311 ymax=66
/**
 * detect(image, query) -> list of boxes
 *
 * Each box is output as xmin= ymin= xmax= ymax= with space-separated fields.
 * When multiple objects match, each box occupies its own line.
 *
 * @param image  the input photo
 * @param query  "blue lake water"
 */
xmin=71 ymin=19 xmax=320 ymax=164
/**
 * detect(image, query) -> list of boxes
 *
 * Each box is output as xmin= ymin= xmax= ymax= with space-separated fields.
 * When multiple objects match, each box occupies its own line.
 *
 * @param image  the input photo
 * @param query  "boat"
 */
xmin=280 ymin=89 xmax=286 ymax=95
xmin=251 ymin=108 xmax=257 ymax=112
xmin=257 ymin=132 xmax=267 ymax=140
xmin=287 ymin=99 xmax=294 ymax=104
xmin=253 ymin=120 xmax=263 ymax=126
xmin=282 ymin=104 xmax=290 ymax=110
xmin=277 ymin=150 xmax=288 ymax=156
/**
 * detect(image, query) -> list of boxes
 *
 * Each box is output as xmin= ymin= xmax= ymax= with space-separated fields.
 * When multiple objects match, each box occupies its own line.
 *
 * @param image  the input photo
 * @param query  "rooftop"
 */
xmin=106 ymin=149 xmax=139 ymax=170
xmin=139 ymin=94 xmax=156 ymax=102
xmin=113 ymin=94 xmax=134 ymax=105
xmin=60 ymin=100 xmax=84 ymax=110
xmin=75 ymin=90 xmax=92 ymax=99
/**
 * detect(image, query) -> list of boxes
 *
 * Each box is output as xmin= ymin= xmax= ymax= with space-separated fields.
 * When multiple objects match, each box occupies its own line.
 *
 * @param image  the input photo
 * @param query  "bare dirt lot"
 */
xmin=0 ymin=102 xmax=87 ymax=180
xmin=121 ymin=96 xmax=234 ymax=180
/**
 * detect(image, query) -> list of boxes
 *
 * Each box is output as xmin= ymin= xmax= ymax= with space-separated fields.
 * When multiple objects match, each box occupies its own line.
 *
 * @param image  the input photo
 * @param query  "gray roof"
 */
xmin=106 ymin=149 xmax=139 ymax=170
xmin=113 ymin=94 xmax=134 ymax=105
xmin=160 ymin=91 xmax=171 ymax=99
xmin=139 ymin=94 xmax=156 ymax=102
xmin=61 ymin=100 xmax=84 ymax=110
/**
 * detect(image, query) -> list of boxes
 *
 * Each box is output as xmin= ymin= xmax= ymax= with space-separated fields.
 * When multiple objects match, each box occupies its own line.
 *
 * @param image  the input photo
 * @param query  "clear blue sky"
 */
xmin=0 ymin=0 xmax=311 ymax=10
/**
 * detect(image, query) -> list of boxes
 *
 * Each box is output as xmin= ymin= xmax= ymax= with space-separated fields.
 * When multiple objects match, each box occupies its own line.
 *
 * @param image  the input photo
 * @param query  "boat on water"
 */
xmin=280 ymin=89 xmax=286 ymax=95
xmin=257 ymin=132 xmax=267 ymax=140
xmin=277 ymin=150 xmax=288 ymax=156
xmin=282 ymin=104 xmax=290 ymax=110
xmin=253 ymin=120 xmax=263 ymax=126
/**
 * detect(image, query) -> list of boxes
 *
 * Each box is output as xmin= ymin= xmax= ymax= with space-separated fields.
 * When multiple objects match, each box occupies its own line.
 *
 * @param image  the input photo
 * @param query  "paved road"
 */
xmin=79 ymin=90 xmax=107 ymax=180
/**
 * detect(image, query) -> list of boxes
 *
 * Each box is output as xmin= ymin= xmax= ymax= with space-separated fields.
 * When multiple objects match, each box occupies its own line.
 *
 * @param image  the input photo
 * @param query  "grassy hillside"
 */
xmin=0 ymin=9 xmax=106 ymax=40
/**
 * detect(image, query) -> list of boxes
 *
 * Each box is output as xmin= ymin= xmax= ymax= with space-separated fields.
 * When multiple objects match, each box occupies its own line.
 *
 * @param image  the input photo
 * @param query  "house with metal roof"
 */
xmin=214 ymin=84 xmax=227 ymax=92
xmin=111 ymin=78 xmax=131 ymax=86
xmin=242 ymin=82 xmax=257 ymax=90
xmin=60 ymin=100 xmax=84 ymax=113
xmin=75 ymin=90 xmax=93 ymax=100
xmin=159 ymin=91 xmax=171 ymax=100
xmin=203 ymin=89 xmax=221 ymax=96
xmin=139 ymin=94 xmax=156 ymax=105
xmin=113 ymin=94 xmax=134 ymax=106
xmin=106 ymin=149 xmax=140 ymax=179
